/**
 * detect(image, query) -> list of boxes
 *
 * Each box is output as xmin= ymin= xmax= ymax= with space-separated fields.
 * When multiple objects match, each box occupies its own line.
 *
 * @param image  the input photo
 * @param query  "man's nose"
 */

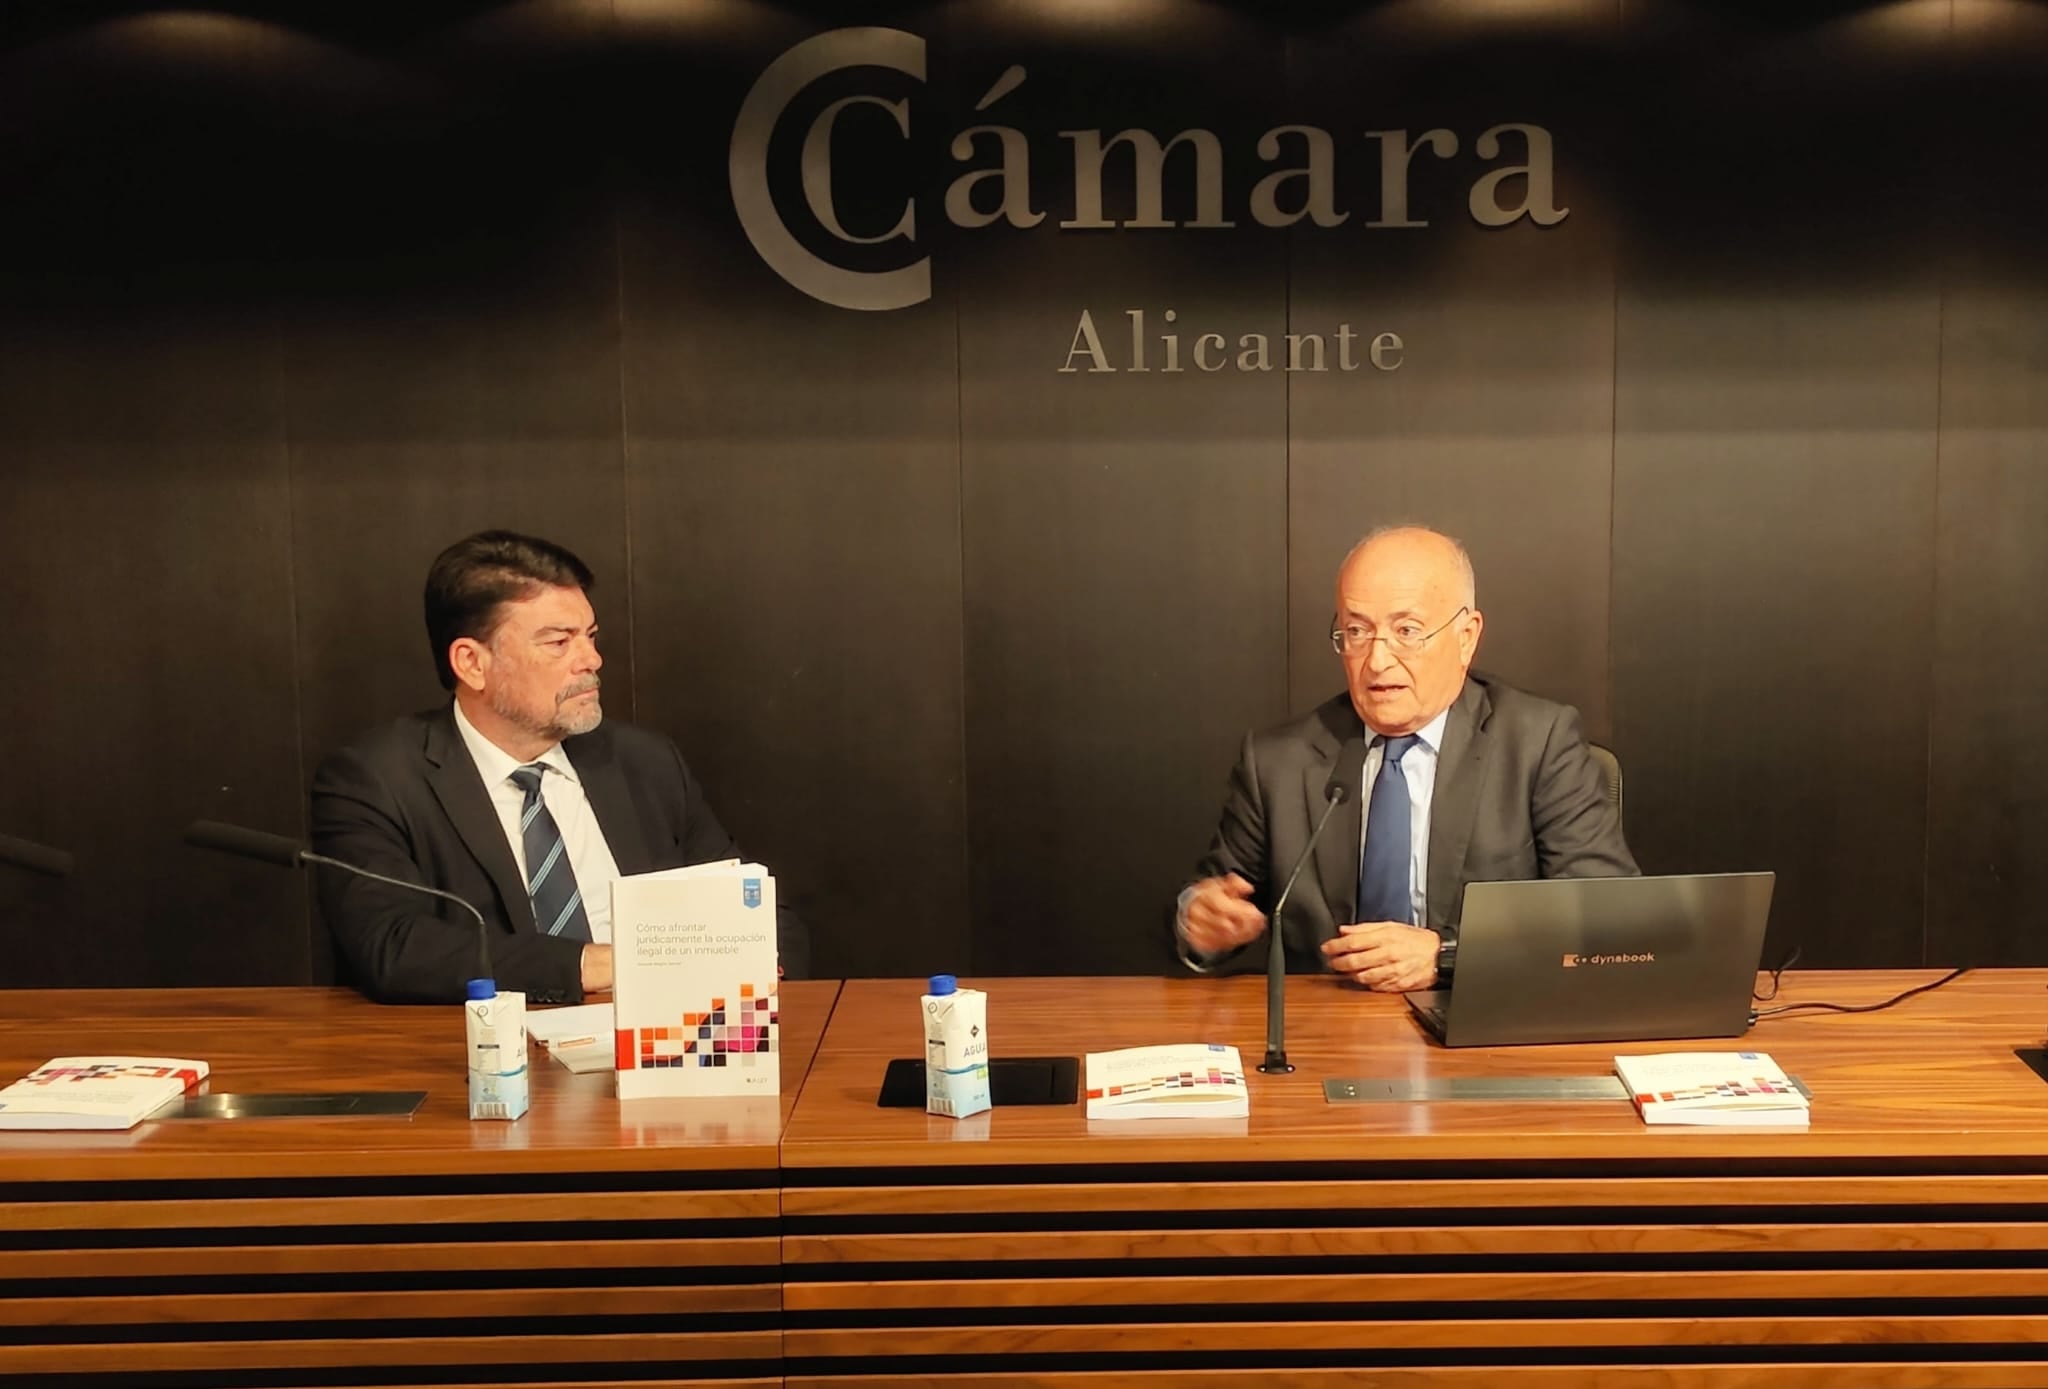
xmin=578 ymin=636 xmax=602 ymax=671
xmin=1363 ymin=637 xmax=1400 ymax=674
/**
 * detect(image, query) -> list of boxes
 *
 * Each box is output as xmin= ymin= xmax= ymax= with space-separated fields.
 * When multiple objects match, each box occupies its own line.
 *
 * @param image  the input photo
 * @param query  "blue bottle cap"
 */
xmin=465 ymin=978 xmax=497 ymax=1001
xmin=928 ymin=974 xmax=957 ymax=996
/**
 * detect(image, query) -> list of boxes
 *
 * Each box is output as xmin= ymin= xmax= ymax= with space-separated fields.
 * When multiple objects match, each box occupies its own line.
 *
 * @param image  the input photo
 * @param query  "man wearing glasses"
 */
xmin=1176 ymin=525 xmax=1636 ymax=991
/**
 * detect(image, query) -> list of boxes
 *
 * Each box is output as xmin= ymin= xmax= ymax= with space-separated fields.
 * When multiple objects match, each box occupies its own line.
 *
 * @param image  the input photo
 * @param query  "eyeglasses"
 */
xmin=1330 ymin=606 xmax=1470 ymax=657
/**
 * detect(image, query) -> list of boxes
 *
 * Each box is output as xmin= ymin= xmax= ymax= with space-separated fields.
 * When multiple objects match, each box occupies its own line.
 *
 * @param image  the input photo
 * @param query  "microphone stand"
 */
xmin=185 ymin=821 xmax=494 ymax=988
xmin=300 ymin=851 xmax=494 ymax=985
xmin=1259 ymin=782 xmax=1350 ymax=1075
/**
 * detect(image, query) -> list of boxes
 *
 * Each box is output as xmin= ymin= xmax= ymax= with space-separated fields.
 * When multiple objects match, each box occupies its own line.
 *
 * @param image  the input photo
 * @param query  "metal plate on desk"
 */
xmin=1325 ymin=1075 xmax=1812 ymax=1103
xmin=1327 ymin=1077 xmax=1629 ymax=1102
xmin=153 ymin=1092 xmax=427 ymax=1119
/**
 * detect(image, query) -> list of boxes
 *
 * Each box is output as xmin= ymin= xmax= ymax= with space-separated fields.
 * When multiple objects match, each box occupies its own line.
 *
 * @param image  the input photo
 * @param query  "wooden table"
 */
xmin=0 ymin=979 xmax=839 ymax=1388
xmin=778 ymin=971 xmax=2048 ymax=1388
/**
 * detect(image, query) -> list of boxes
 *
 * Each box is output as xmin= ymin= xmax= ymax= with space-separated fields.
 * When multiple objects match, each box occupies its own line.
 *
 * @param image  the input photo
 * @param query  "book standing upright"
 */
xmin=611 ymin=863 xmax=780 ymax=1100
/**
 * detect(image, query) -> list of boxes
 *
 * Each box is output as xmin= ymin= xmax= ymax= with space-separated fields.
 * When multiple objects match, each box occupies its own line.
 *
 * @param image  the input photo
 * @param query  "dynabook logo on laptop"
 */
xmin=1561 ymin=952 xmax=1656 ymax=968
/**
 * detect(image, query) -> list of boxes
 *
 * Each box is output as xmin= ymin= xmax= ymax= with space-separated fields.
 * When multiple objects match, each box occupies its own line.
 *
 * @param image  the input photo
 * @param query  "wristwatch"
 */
xmin=1433 ymin=931 xmax=1457 ymax=980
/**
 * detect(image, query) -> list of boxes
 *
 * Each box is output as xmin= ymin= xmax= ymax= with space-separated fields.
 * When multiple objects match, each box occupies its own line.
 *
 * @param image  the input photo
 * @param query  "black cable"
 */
xmin=1752 ymin=967 xmax=1969 ymax=1021
xmin=1753 ymin=945 xmax=1801 ymax=1001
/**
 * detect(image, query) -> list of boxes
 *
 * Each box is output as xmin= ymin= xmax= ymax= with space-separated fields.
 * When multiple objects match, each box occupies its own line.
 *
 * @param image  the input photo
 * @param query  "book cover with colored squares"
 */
xmin=610 ymin=864 xmax=781 ymax=1100
xmin=1084 ymin=1043 xmax=1249 ymax=1120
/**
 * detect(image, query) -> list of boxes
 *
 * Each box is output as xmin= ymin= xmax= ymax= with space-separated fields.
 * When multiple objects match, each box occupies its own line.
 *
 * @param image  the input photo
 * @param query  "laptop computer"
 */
xmin=1405 ymin=872 xmax=1775 ymax=1048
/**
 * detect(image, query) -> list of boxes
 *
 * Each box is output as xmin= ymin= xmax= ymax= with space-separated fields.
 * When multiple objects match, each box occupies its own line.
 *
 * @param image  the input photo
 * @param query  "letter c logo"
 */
xmin=729 ymin=27 xmax=930 ymax=311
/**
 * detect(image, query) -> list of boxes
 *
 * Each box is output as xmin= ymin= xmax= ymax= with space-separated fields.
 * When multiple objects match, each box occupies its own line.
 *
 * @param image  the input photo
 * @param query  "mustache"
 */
xmin=557 ymin=676 xmax=602 ymax=704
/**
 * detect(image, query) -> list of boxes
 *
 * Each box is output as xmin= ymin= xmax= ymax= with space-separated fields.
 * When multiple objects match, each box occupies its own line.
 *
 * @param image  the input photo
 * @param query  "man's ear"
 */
xmin=1459 ymin=609 xmax=1485 ymax=666
xmin=448 ymin=637 xmax=491 ymax=693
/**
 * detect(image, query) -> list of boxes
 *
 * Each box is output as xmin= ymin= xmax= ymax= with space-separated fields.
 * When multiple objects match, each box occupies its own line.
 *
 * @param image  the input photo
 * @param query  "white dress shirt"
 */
xmin=1357 ymin=705 xmax=1450 ymax=928
xmin=453 ymin=701 xmax=624 ymax=944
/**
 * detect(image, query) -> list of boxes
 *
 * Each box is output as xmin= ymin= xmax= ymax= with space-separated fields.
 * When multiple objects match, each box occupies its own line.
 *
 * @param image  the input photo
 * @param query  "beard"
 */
xmin=555 ymin=680 xmax=604 ymax=737
xmin=493 ymin=675 xmax=603 ymax=742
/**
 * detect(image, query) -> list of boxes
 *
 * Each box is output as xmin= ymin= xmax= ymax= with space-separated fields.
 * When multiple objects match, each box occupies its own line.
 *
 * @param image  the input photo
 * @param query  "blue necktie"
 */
xmin=1356 ymin=734 xmax=1419 ymax=925
xmin=509 ymin=765 xmax=592 ymax=942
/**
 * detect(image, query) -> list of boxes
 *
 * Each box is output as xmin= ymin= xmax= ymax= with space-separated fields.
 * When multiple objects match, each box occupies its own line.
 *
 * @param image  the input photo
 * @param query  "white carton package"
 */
xmin=922 ymin=975 xmax=991 ymax=1119
xmin=465 ymin=986 xmax=529 ymax=1121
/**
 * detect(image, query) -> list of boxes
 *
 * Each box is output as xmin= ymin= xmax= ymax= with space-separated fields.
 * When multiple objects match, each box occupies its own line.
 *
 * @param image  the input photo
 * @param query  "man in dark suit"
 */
xmin=312 ymin=531 xmax=809 ymax=1004
xmin=1178 ymin=525 xmax=1635 ymax=991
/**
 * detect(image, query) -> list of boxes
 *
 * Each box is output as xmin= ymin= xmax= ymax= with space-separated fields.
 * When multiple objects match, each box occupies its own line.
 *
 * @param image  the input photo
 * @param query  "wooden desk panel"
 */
xmin=783 ymin=972 xmax=2048 ymax=1163
xmin=779 ymin=971 xmax=2048 ymax=1386
xmin=0 ymin=980 xmax=837 ymax=1179
xmin=0 ymin=979 xmax=839 ymax=1387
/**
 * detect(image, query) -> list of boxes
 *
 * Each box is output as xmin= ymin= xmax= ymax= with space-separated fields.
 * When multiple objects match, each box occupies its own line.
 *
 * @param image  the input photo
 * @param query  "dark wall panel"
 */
xmin=270 ymin=4 xmax=632 ymax=980
xmin=1925 ymin=0 xmax=2048 ymax=968
xmin=279 ymin=2 xmax=633 ymax=765
xmin=1282 ymin=2 xmax=1620 ymax=736
xmin=951 ymin=4 xmax=1290 ymax=977
xmin=617 ymin=6 xmax=968 ymax=981
xmin=7 ymin=1 xmax=2048 ymax=993
xmin=1610 ymin=1 xmax=1944 ymax=967
xmin=0 ymin=13 xmax=306 ymax=986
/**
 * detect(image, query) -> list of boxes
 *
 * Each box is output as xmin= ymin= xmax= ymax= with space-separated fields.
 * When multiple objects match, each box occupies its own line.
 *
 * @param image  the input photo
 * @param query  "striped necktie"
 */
xmin=508 ymin=764 xmax=592 ymax=942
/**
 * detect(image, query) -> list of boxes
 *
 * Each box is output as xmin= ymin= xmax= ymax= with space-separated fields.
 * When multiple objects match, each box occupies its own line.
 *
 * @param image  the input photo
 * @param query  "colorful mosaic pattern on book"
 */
xmin=616 ymin=984 xmax=778 ymax=1070
xmin=1086 ymin=1063 xmax=1246 ymax=1102
xmin=1640 ymin=1076 xmax=1801 ymax=1105
xmin=22 ymin=1063 xmax=203 ymax=1088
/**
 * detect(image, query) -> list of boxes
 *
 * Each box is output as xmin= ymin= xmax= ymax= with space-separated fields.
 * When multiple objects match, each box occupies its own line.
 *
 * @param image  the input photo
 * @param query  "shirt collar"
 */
xmin=1373 ymin=706 xmax=1451 ymax=758
xmin=452 ymin=699 xmax=578 ymax=788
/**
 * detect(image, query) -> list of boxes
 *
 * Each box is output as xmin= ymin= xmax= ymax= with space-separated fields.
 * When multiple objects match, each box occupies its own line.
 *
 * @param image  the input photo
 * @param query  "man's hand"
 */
xmin=1322 ymin=922 xmax=1440 ymax=992
xmin=580 ymin=943 xmax=614 ymax=995
xmin=1181 ymin=873 xmax=1268 ymax=957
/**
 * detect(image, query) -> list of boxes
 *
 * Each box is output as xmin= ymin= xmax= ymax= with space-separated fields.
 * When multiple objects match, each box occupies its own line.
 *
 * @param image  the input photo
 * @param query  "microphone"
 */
xmin=0 ymin=832 xmax=74 ymax=878
xmin=185 ymin=820 xmax=302 ymax=868
xmin=184 ymin=820 xmax=493 ymax=984
xmin=1259 ymin=742 xmax=1364 ymax=1075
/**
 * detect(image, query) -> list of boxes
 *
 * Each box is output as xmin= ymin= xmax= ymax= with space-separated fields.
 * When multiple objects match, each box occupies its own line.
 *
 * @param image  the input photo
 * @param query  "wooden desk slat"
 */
xmin=783 ymin=1266 xmax=2048 ymax=1310
xmin=0 ymin=1234 xmax=777 ymax=1278
xmin=783 ymin=1219 xmax=2048 ymax=1262
xmin=368 ymin=1384 xmax=774 ymax=1389
xmin=783 ymin=1172 xmax=2048 ymax=1217
xmin=0 ymin=1186 xmax=775 ymax=1229
xmin=0 ymin=1284 xmax=779 ymax=1325
xmin=0 ymin=1331 xmax=779 ymax=1375
xmin=784 ymin=1369 xmax=2048 ymax=1389
xmin=381 ymin=1384 xmax=774 ymax=1389
xmin=784 ymin=1314 xmax=2048 ymax=1355
xmin=375 ymin=1383 xmax=773 ymax=1389
xmin=379 ymin=1383 xmax=775 ymax=1389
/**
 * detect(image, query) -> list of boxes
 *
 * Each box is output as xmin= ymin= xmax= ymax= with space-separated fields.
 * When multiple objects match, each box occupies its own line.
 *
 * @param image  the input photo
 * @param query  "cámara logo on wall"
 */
xmin=729 ymin=26 xmax=1571 ymax=370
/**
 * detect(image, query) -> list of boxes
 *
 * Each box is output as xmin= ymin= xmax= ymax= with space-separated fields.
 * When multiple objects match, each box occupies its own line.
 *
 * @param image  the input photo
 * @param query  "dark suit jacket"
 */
xmin=311 ymin=707 xmax=811 ymax=1004
xmin=1189 ymin=673 xmax=1637 ymax=974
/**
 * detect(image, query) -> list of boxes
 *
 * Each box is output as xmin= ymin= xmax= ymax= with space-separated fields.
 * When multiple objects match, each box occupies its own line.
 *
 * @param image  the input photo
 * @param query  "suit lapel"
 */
xmin=424 ymin=708 xmax=535 ymax=934
xmin=1425 ymin=679 xmax=1492 ymax=929
xmin=1309 ymin=702 xmax=1365 ymax=942
xmin=567 ymin=727 xmax=654 ymax=877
